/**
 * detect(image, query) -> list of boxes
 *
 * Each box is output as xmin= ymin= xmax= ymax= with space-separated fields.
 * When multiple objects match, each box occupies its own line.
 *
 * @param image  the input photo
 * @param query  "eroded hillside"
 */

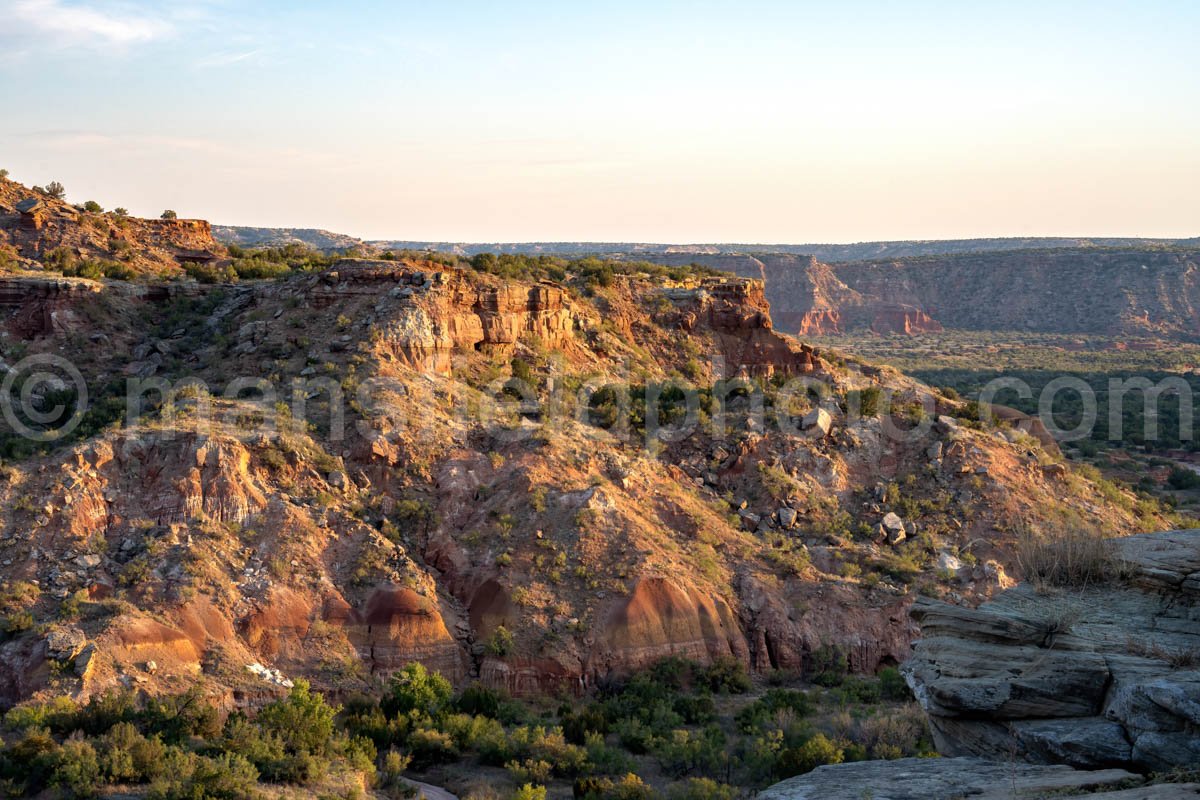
xmin=0 ymin=249 xmax=1178 ymax=709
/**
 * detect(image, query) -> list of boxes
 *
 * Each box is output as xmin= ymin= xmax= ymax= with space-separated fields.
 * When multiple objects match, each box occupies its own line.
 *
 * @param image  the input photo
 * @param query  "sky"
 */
xmin=0 ymin=0 xmax=1197 ymax=243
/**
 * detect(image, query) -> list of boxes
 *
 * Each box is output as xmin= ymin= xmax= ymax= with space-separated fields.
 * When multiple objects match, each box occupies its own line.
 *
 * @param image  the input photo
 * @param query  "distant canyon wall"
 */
xmin=645 ymin=249 xmax=1200 ymax=338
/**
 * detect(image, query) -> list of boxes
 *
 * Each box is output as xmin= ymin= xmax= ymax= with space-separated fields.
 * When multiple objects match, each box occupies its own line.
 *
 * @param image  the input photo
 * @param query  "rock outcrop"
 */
xmin=0 ymin=275 xmax=103 ymax=336
xmin=0 ymin=176 xmax=224 ymax=274
xmin=868 ymin=303 xmax=943 ymax=335
xmin=596 ymin=577 xmax=749 ymax=670
xmin=795 ymin=309 xmax=841 ymax=335
xmin=343 ymin=586 xmax=467 ymax=681
xmin=759 ymin=757 xmax=1196 ymax=800
xmin=319 ymin=259 xmax=578 ymax=375
xmin=659 ymin=277 xmax=823 ymax=377
xmin=904 ymin=529 xmax=1200 ymax=772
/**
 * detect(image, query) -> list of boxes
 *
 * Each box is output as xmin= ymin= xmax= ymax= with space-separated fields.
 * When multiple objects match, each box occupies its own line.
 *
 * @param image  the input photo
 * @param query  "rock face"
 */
xmin=758 ymin=757 xmax=1190 ymax=800
xmin=659 ymin=277 xmax=823 ymax=377
xmin=319 ymin=260 xmax=577 ymax=375
xmin=703 ymin=248 xmax=1200 ymax=338
xmin=0 ymin=276 xmax=104 ymax=336
xmin=795 ymin=309 xmax=841 ymax=335
xmin=989 ymin=403 xmax=1061 ymax=455
xmin=596 ymin=577 xmax=749 ymax=671
xmin=344 ymin=586 xmax=466 ymax=681
xmin=868 ymin=303 xmax=944 ymax=335
xmin=904 ymin=529 xmax=1200 ymax=772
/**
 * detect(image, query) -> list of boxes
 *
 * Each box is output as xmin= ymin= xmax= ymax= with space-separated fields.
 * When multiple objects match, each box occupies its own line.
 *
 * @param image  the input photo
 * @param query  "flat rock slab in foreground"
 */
xmin=757 ymin=757 xmax=1198 ymax=800
xmin=904 ymin=529 xmax=1200 ymax=771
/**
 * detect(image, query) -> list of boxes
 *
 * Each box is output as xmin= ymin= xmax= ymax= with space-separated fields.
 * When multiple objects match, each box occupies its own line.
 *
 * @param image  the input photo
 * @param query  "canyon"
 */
xmin=2 ymin=182 xmax=1197 ymax=798
xmin=0 ymin=240 xmax=1166 ymax=710
xmin=218 ymin=224 xmax=1200 ymax=339
xmin=635 ymin=249 xmax=1200 ymax=338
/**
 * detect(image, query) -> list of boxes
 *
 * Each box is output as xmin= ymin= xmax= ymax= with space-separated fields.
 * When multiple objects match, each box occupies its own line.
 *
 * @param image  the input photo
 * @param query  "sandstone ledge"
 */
xmin=904 ymin=530 xmax=1200 ymax=772
xmin=758 ymin=757 xmax=1197 ymax=800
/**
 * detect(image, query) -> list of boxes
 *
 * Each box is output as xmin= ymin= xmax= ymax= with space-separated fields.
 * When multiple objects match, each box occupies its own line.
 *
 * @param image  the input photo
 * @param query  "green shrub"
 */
xmin=700 ymin=656 xmax=751 ymax=694
xmin=735 ymin=688 xmax=814 ymax=734
xmin=775 ymin=732 xmax=844 ymax=778
xmin=879 ymin=667 xmax=911 ymax=701
xmin=75 ymin=691 xmax=138 ymax=736
xmin=148 ymin=751 xmax=259 ymax=800
xmin=511 ymin=785 xmax=547 ymax=800
xmin=48 ymin=739 xmax=101 ymax=799
xmin=653 ymin=726 xmax=727 ymax=779
xmin=142 ymin=687 xmax=222 ymax=743
xmin=561 ymin=703 xmax=610 ymax=745
xmin=1167 ymin=466 xmax=1200 ymax=490
xmin=5 ymin=696 xmax=79 ymax=732
xmin=845 ymin=387 xmax=881 ymax=418
xmin=506 ymin=758 xmax=552 ymax=784
xmin=454 ymin=684 xmax=502 ymax=719
xmin=511 ymin=358 xmax=536 ymax=386
xmin=831 ymin=676 xmax=881 ymax=705
xmin=574 ymin=773 xmax=657 ymax=800
xmin=64 ymin=258 xmax=134 ymax=281
xmin=486 ymin=625 xmax=515 ymax=657
xmin=255 ymin=679 xmax=337 ymax=757
xmin=382 ymin=663 xmax=452 ymax=719
xmin=807 ymin=645 xmax=849 ymax=687
xmin=232 ymin=259 xmax=292 ymax=280
xmin=97 ymin=721 xmax=168 ymax=782
xmin=407 ymin=727 xmax=458 ymax=766
xmin=667 ymin=778 xmax=737 ymax=800
xmin=2 ymin=610 xmax=34 ymax=634
xmin=378 ymin=748 xmax=412 ymax=791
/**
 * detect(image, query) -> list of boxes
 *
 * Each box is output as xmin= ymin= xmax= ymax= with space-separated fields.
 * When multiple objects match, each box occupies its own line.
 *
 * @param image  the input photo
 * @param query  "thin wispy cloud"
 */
xmin=8 ymin=128 xmax=361 ymax=173
xmin=194 ymin=48 xmax=263 ymax=69
xmin=0 ymin=0 xmax=174 ymax=54
xmin=15 ymin=129 xmax=246 ymax=158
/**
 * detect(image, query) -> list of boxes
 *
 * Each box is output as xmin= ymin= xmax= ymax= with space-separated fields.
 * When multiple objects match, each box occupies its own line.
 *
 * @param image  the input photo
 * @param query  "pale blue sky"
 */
xmin=1 ymin=0 xmax=1197 ymax=241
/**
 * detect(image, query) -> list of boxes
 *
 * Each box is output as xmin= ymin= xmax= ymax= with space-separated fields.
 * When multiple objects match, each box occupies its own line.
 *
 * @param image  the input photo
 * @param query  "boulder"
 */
xmin=778 ymin=506 xmax=798 ymax=529
xmin=738 ymin=510 xmax=761 ymax=531
xmin=881 ymin=512 xmax=906 ymax=544
xmin=1043 ymin=462 xmax=1069 ymax=480
xmin=904 ymin=529 xmax=1200 ymax=772
xmin=74 ymin=643 xmax=97 ymax=680
xmin=935 ymin=414 xmax=960 ymax=432
xmin=802 ymin=407 xmax=833 ymax=438
xmin=935 ymin=551 xmax=962 ymax=573
xmin=74 ymin=554 xmax=101 ymax=569
xmin=45 ymin=626 xmax=87 ymax=661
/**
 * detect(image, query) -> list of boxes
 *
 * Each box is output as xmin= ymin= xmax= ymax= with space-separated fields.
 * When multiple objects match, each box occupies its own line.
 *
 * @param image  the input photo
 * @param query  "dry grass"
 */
xmin=1125 ymin=637 xmax=1200 ymax=669
xmin=1015 ymin=522 xmax=1129 ymax=592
